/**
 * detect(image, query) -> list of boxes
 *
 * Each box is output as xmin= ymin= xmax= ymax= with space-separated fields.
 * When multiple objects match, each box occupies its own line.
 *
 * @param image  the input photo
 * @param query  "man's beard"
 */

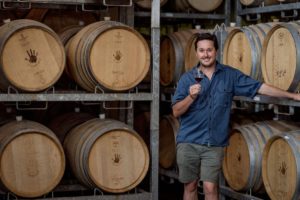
xmin=200 ymin=59 xmax=215 ymax=68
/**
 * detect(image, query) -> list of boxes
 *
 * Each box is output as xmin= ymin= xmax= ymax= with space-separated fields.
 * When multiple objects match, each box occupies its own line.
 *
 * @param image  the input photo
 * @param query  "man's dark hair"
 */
xmin=194 ymin=32 xmax=219 ymax=51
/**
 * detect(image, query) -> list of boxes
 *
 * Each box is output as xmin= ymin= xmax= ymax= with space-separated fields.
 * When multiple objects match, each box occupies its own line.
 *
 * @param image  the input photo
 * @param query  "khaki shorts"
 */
xmin=176 ymin=143 xmax=224 ymax=184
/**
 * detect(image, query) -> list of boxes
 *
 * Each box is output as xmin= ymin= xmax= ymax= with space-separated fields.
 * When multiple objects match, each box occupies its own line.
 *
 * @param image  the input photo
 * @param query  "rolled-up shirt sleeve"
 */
xmin=233 ymin=69 xmax=263 ymax=98
xmin=171 ymin=74 xmax=189 ymax=106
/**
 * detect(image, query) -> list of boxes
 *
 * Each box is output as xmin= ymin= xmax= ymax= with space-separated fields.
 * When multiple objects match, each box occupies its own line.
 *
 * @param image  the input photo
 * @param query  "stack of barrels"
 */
xmin=222 ymin=21 xmax=300 ymax=92
xmin=0 ymin=19 xmax=150 ymax=93
xmin=223 ymin=120 xmax=300 ymax=200
xmin=0 ymin=18 xmax=152 ymax=198
xmin=222 ymin=18 xmax=300 ymax=200
xmin=0 ymin=112 xmax=150 ymax=198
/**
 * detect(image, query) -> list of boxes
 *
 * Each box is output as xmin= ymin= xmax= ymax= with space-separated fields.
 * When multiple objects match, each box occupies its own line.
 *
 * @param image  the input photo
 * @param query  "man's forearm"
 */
xmin=257 ymin=83 xmax=297 ymax=99
xmin=172 ymin=95 xmax=194 ymax=118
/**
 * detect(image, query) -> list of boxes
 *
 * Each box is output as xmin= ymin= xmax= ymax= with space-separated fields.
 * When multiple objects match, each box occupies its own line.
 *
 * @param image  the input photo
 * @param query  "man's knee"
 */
xmin=184 ymin=180 xmax=198 ymax=192
xmin=203 ymin=181 xmax=218 ymax=195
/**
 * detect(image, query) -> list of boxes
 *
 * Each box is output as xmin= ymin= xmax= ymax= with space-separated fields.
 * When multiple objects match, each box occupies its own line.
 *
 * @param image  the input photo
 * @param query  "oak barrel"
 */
xmin=223 ymin=23 xmax=275 ymax=81
xmin=223 ymin=120 xmax=299 ymax=193
xmin=134 ymin=111 xmax=150 ymax=147
xmin=174 ymin=0 xmax=223 ymax=12
xmin=159 ymin=115 xmax=179 ymax=168
xmin=0 ymin=119 xmax=65 ymax=198
xmin=262 ymin=130 xmax=300 ymax=200
xmin=63 ymin=118 xmax=149 ymax=193
xmin=58 ymin=25 xmax=83 ymax=46
xmin=67 ymin=21 xmax=150 ymax=92
xmin=48 ymin=111 xmax=94 ymax=143
xmin=57 ymin=25 xmax=83 ymax=85
xmin=160 ymin=29 xmax=197 ymax=86
xmin=0 ymin=19 xmax=65 ymax=92
xmin=261 ymin=22 xmax=300 ymax=91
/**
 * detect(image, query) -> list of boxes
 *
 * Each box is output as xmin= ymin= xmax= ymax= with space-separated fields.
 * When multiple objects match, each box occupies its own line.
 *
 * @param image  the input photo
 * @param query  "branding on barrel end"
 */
xmin=112 ymin=153 xmax=121 ymax=165
xmin=25 ymin=49 xmax=40 ymax=66
xmin=113 ymin=50 xmax=122 ymax=63
xmin=279 ymin=161 xmax=287 ymax=176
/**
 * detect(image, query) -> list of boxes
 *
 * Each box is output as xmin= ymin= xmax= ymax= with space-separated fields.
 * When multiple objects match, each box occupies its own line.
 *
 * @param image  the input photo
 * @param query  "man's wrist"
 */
xmin=189 ymin=94 xmax=196 ymax=100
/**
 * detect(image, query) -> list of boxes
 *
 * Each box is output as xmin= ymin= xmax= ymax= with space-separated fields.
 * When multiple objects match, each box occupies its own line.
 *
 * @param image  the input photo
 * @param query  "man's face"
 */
xmin=195 ymin=39 xmax=217 ymax=68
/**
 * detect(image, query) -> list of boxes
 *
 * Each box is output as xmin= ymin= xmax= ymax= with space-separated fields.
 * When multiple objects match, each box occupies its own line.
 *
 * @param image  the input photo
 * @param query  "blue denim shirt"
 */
xmin=172 ymin=62 xmax=262 ymax=147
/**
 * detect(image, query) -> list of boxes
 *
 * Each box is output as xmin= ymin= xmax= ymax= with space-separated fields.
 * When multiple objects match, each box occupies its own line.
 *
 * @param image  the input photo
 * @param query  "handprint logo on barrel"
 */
xmin=279 ymin=161 xmax=287 ymax=176
xmin=112 ymin=153 xmax=121 ymax=165
xmin=113 ymin=50 xmax=122 ymax=63
xmin=25 ymin=49 xmax=39 ymax=66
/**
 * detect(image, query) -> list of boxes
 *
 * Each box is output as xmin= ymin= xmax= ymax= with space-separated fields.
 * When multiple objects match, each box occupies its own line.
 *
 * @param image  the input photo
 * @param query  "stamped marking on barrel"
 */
xmin=279 ymin=161 xmax=287 ymax=176
xmin=34 ymin=70 xmax=46 ymax=84
xmin=111 ymin=135 xmax=122 ymax=166
xmin=18 ymin=33 xmax=29 ymax=46
xmin=110 ymin=134 xmax=125 ymax=186
xmin=112 ymin=71 xmax=124 ymax=87
xmin=278 ymin=31 xmax=284 ymax=46
xmin=275 ymin=69 xmax=286 ymax=78
xmin=26 ymin=159 xmax=39 ymax=177
xmin=25 ymin=49 xmax=39 ymax=66
xmin=112 ymin=175 xmax=124 ymax=186
xmin=237 ymin=152 xmax=241 ymax=162
xmin=113 ymin=50 xmax=122 ymax=63
xmin=112 ymin=153 xmax=121 ymax=165
xmin=114 ymin=32 xmax=122 ymax=43
xmin=238 ymin=35 xmax=243 ymax=64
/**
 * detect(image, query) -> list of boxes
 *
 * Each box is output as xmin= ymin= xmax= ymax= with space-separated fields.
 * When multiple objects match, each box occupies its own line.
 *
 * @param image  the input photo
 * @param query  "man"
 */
xmin=172 ymin=32 xmax=300 ymax=200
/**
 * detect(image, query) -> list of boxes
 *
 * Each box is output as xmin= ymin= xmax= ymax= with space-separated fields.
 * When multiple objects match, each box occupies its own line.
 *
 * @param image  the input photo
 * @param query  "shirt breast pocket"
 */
xmin=216 ymin=86 xmax=233 ymax=108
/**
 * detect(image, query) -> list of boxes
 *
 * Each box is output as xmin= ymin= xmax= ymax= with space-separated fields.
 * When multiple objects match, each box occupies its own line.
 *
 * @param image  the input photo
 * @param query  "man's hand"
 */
xmin=189 ymin=84 xmax=201 ymax=100
xmin=291 ymin=93 xmax=300 ymax=101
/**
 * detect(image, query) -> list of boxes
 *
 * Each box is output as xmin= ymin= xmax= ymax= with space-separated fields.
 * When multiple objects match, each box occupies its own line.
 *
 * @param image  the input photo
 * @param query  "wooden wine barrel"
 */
xmin=57 ymin=25 xmax=83 ymax=86
xmin=262 ymin=130 xmax=300 ymax=200
xmin=160 ymin=29 xmax=197 ymax=86
xmin=0 ymin=119 xmax=65 ymax=198
xmin=48 ymin=112 xmax=95 ymax=143
xmin=223 ymin=23 xmax=275 ymax=81
xmin=134 ymin=111 xmax=150 ymax=147
xmin=247 ymin=23 xmax=276 ymax=44
xmin=159 ymin=115 xmax=179 ymax=169
xmin=223 ymin=120 xmax=299 ymax=193
xmin=0 ymin=19 xmax=65 ymax=92
xmin=63 ymin=118 xmax=149 ymax=193
xmin=261 ymin=22 xmax=300 ymax=91
xmin=174 ymin=0 xmax=223 ymax=12
xmin=135 ymin=0 xmax=168 ymax=9
xmin=58 ymin=25 xmax=83 ymax=46
xmin=230 ymin=113 xmax=259 ymax=129
xmin=67 ymin=21 xmax=150 ymax=92
xmin=214 ymin=25 xmax=238 ymax=63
